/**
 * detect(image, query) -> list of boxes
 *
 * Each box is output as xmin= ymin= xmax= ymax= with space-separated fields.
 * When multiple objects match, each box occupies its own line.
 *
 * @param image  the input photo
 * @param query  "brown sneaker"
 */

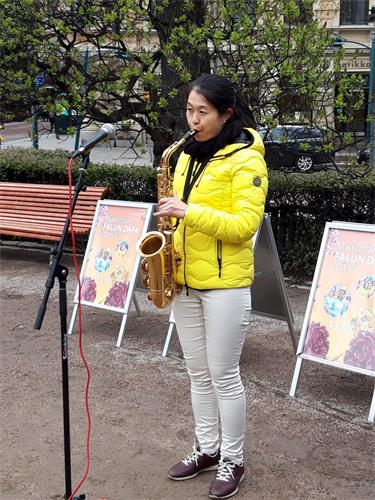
xmin=208 ymin=458 xmax=244 ymax=499
xmin=168 ymin=445 xmax=220 ymax=481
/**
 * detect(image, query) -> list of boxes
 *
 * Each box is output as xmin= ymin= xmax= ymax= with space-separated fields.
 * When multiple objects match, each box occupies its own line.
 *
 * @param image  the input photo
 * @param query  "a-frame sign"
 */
xmin=290 ymin=221 xmax=375 ymax=422
xmin=68 ymin=200 xmax=154 ymax=347
xmin=161 ymin=214 xmax=297 ymax=356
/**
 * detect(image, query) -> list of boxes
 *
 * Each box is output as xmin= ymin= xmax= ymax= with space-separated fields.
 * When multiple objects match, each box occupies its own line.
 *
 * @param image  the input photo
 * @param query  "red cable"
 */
xmin=67 ymin=158 xmax=91 ymax=500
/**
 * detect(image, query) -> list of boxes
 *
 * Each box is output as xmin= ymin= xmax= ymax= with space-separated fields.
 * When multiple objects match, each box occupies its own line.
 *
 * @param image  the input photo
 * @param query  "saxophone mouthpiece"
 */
xmin=182 ymin=129 xmax=196 ymax=141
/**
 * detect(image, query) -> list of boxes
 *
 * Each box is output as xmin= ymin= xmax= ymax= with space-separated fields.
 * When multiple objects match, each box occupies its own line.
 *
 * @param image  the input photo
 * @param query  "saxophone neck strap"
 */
xmin=174 ymin=157 xmax=209 ymax=232
xmin=181 ymin=157 xmax=210 ymax=203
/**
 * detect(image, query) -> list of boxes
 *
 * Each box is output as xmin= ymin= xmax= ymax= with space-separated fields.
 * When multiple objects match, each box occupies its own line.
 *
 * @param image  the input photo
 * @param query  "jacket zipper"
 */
xmin=217 ymin=239 xmax=222 ymax=278
xmin=183 ymin=226 xmax=189 ymax=295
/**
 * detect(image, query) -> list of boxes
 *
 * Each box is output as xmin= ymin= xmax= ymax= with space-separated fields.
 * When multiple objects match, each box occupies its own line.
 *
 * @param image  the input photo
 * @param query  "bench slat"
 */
xmin=0 ymin=193 xmax=100 ymax=205
xmin=0 ymin=224 xmax=89 ymax=234
xmin=0 ymin=216 xmax=93 ymax=228
xmin=0 ymin=229 xmax=87 ymax=241
xmin=0 ymin=183 xmax=106 ymax=191
xmin=0 ymin=214 xmax=93 ymax=227
xmin=1 ymin=204 xmax=97 ymax=214
xmin=1 ymin=208 xmax=96 ymax=217
xmin=0 ymin=182 xmax=109 ymax=241
xmin=0 ymin=222 xmax=89 ymax=233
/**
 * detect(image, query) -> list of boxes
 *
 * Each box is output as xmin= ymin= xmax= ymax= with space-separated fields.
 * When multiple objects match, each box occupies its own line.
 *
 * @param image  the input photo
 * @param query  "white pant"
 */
xmin=173 ymin=287 xmax=251 ymax=463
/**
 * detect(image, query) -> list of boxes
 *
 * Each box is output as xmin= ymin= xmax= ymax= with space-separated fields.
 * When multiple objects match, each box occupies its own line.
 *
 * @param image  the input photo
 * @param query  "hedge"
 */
xmin=1 ymin=147 xmax=374 ymax=277
xmin=0 ymin=148 xmax=156 ymax=202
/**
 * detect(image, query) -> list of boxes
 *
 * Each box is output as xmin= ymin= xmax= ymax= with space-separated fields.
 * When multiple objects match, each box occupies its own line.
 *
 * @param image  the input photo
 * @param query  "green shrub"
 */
xmin=267 ymin=169 xmax=375 ymax=275
xmin=0 ymin=147 xmax=157 ymax=202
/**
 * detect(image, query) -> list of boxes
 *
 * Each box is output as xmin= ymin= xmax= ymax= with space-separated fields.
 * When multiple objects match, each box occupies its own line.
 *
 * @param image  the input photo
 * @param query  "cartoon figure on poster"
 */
xmin=94 ymin=248 xmax=113 ymax=273
xmin=116 ymin=239 xmax=129 ymax=258
xmin=351 ymin=308 xmax=374 ymax=335
xmin=356 ymin=275 xmax=375 ymax=299
xmin=323 ymin=285 xmax=351 ymax=318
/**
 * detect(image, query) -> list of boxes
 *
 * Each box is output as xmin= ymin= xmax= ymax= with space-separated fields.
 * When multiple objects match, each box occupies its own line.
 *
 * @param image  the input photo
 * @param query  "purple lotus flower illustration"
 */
xmin=81 ymin=277 xmax=97 ymax=302
xmin=343 ymin=331 xmax=375 ymax=371
xmin=104 ymin=281 xmax=129 ymax=308
xmin=304 ymin=322 xmax=329 ymax=358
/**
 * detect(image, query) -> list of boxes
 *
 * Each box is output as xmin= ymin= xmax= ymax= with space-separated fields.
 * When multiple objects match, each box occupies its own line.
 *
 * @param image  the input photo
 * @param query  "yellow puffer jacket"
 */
xmin=173 ymin=127 xmax=268 ymax=289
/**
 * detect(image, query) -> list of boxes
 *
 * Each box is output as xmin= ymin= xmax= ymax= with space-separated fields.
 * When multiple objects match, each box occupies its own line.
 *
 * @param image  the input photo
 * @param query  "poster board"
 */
xmin=251 ymin=213 xmax=296 ymax=349
xmin=161 ymin=214 xmax=296 ymax=356
xmin=68 ymin=200 xmax=154 ymax=347
xmin=289 ymin=221 xmax=375 ymax=422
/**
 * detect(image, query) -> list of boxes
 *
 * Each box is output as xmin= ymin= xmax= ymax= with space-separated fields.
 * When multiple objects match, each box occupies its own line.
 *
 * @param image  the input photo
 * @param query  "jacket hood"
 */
xmin=227 ymin=127 xmax=265 ymax=157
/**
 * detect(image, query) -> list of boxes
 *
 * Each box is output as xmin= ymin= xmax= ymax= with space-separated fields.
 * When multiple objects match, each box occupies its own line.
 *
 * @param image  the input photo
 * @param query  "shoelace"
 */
xmin=216 ymin=459 xmax=237 ymax=482
xmin=182 ymin=445 xmax=203 ymax=466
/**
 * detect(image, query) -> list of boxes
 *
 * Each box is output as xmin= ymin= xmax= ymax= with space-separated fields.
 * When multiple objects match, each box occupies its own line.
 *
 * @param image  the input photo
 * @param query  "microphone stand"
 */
xmin=34 ymin=153 xmax=90 ymax=500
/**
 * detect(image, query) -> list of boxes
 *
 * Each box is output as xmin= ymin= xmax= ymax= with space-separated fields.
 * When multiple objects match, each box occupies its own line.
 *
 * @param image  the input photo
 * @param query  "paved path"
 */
xmin=1 ymin=121 xmax=154 ymax=166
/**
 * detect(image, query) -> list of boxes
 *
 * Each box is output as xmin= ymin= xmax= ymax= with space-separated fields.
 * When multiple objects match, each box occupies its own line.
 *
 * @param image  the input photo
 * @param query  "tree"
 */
xmin=0 ymin=1 xmax=41 ymax=120
xmin=0 ymin=0 xmax=363 ymax=163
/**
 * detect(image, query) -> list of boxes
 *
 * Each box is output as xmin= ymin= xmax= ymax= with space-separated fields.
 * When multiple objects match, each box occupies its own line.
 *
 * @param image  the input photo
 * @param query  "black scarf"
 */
xmin=183 ymin=120 xmax=243 ymax=162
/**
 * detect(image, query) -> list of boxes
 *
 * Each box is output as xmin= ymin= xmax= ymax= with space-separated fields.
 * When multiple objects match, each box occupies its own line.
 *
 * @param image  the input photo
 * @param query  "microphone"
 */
xmin=70 ymin=123 xmax=115 ymax=159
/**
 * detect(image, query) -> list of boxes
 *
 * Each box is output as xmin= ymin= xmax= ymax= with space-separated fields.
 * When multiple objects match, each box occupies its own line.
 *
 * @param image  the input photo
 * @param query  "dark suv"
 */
xmin=357 ymin=147 xmax=370 ymax=165
xmin=258 ymin=125 xmax=334 ymax=172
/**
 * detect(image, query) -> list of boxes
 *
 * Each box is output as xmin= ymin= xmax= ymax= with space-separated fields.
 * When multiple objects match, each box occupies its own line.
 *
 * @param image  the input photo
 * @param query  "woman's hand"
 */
xmin=154 ymin=194 xmax=187 ymax=219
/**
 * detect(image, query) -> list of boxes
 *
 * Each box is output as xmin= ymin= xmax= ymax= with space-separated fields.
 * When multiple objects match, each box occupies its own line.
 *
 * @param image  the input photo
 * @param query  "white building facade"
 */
xmin=315 ymin=0 xmax=375 ymax=135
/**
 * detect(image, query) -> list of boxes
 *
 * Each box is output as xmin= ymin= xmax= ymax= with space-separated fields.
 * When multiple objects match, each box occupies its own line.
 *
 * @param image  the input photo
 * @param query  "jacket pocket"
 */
xmin=217 ymin=239 xmax=222 ymax=278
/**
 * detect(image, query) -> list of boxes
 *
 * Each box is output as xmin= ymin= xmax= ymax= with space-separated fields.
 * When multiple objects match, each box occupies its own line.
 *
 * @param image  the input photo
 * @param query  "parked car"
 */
xmin=357 ymin=147 xmax=370 ymax=165
xmin=258 ymin=125 xmax=334 ymax=172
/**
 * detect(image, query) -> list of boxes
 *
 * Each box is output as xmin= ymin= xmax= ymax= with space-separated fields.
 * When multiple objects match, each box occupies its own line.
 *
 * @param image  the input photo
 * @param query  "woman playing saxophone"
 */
xmin=154 ymin=74 xmax=268 ymax=499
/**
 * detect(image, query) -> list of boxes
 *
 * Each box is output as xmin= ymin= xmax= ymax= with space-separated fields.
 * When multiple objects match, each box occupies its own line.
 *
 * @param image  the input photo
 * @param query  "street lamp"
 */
xmin=369 ymin=6 xmax=375 ymax=169
xmin=74 ymin=46 xmax=90 ymax=150
xmin=332 ymin=26 xmax=375 ymax=169
xmin=27 ymin=42 xmax=40 ymax=149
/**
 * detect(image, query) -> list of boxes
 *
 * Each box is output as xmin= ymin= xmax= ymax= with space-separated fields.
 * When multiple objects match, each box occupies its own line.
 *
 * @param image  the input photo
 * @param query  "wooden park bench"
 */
xmin=0 ymin=182 xmax=109 ymax=242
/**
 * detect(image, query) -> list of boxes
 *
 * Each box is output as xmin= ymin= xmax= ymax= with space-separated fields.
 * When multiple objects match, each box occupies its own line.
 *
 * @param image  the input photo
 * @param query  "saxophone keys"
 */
xmin=142 ymin=276 xmax=150 ymax=288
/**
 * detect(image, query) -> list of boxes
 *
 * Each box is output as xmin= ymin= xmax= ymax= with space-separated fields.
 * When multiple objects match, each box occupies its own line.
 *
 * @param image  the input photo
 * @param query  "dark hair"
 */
xmin=186 ymin=74 xmax=256 ymax=129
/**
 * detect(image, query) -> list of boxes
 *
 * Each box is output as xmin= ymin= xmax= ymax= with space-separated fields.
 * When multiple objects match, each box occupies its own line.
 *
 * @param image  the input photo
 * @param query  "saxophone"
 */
xmin=136 ymin=129 xmax=195 ymax=308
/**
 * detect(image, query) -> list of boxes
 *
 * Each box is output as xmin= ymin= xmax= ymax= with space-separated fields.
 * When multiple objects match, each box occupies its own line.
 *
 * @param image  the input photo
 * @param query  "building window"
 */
xmin=340 ymin=0 xmax=369 ymax=25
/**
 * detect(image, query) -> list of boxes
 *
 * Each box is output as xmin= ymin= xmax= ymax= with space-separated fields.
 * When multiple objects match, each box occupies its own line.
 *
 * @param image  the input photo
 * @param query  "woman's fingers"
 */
xmin=154 ymin=195 xmax=186 ymax=218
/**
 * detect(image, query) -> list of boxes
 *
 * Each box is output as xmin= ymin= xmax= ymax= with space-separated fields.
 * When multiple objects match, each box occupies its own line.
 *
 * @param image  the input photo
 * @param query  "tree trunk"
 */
xmin=149 ymin=0 xmax=210 ymax=164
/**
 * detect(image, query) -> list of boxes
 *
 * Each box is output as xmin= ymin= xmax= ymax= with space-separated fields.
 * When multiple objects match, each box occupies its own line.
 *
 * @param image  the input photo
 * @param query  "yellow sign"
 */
xmin=340 ymin=57 xmax=370 ymax=72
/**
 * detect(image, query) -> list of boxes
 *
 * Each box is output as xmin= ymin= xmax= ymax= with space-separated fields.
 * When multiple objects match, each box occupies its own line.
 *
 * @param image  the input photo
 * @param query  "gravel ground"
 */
xmin=0 ymin=245 xmax=374 ymax=500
